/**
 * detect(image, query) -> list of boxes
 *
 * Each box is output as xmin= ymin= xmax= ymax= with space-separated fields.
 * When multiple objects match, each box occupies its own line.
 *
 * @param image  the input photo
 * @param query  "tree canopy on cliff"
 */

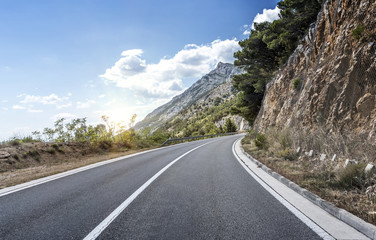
xmin=232 ymin=0 xmax=323 ymax=123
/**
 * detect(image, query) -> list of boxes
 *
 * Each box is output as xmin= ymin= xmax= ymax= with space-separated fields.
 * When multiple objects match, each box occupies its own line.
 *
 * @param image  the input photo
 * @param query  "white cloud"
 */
xmin=100 ymin=39 xmax=240 ymax=99
xmin=13 ymin=104 xmax=42 ymax=113
xmin=19 ymin=93 xmax=64 ymax=105
xmin=57 ymin=102 xmax=72 ymax=109
xmin=243 ymin=30 xmax=251 ymax=35
xmin=12 ymin=105 xmax=26 ymax=110
xmin=98 ymin=94 xmax=106 ymax=98
xmin=14 ymin=93 xmax=72 ymax=112
xmin=252 ymin=6 xmax=280 ymax=30
xmin=2 ymin=107 xmax=8 ymax=111
xmin=243 ymin=6 xmax=281 ymax=35
xmin=52 ymin=113 xmax=77 ymax=121
xmin=121 ymin=49 xmax=144 ymax=56
xmin=77 ymin=99 xmax=96 ymax=109
xmin=28 ymin=109 xmax=43 ymax=113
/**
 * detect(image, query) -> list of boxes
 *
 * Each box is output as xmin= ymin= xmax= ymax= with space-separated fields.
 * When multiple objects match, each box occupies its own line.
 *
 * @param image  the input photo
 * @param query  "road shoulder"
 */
xmin=233 ymin=137 xmax=371 ymax=240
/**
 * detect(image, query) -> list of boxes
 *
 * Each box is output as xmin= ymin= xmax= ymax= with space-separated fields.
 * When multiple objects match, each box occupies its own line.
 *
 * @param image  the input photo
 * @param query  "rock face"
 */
xmin=135 ymin=62 xmax=242 ymax=130
xmin=255 ymin=0 xmax=376 ymax=139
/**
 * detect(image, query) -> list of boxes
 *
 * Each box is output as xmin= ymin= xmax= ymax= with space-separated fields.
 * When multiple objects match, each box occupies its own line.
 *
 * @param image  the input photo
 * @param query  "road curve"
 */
xmin=0 ymin=135 xmax=322 ymax=239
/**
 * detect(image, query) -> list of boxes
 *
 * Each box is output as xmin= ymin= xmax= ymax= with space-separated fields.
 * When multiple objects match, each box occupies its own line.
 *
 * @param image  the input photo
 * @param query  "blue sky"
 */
xmin=0 ymin=0 xmax=279 ymax=140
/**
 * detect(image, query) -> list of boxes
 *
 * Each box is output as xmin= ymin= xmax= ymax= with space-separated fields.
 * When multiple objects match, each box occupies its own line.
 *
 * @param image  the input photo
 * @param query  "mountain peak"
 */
xmin=134 ymin=62 xmax=241 ymax=130
xmin=210 ymin=62 xmax=235 ymax=76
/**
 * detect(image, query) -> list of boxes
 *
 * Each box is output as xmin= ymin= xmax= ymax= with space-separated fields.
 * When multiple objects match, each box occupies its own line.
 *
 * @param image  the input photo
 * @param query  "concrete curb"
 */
xmin=238 ymin=141 xmax=376 ymax=240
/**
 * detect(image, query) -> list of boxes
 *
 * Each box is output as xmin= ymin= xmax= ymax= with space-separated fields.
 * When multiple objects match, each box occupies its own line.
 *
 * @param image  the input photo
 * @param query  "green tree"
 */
xmin=224 ymin=118 xmax=237 ymax=133
xmin=232 ymin=0 xmax=322 ymax=123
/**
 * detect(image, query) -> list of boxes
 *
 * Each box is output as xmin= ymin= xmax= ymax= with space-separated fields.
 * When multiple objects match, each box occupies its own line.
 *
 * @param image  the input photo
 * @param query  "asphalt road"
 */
xmin=0 ymin=135 xmax=322 ymax=240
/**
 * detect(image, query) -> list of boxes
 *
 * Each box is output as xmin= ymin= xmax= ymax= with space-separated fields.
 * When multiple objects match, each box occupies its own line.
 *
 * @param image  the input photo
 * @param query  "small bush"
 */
xmin=352 ymin=25 xmax=365 ymax=40
xmin=46 ymin=149 xmax=56 ymax=154
xmin=279 ymin=131 xmax=292 ymax=149
xmin=293 ymin=78 xmax=302 ymax=90
xmin=255 ymin=133 xmax=268 ymax=150
xmin=22 ymin=136 xmax=38 ymax=143
xmin=97 ymin=140 xmax=113 ymax=150
xmin=336 ymin=163 xmax=366 ymax=189
xmin=242 ymin=135 xmax=252 ymax=144
xmin=28 ymin=150 xmax=40 ymax=160
xmin=9 ymin=138 xmax=21 ymax=146
xmin=278 ymin=148 xmax=298 ymax=161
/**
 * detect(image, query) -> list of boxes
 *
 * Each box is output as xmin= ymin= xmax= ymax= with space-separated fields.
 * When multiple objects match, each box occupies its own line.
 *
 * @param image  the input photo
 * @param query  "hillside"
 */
xmin=161 ymin=78 xmax=249 ymax=137
xmin=255 ymin=0 xmax=376 ymax=139
xmin=134 ymin=62 xmax=242 ymax=131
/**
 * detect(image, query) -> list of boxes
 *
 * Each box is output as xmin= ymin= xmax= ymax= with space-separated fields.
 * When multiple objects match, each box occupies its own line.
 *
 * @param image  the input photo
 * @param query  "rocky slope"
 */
xmin=135 ymin=62 xmax=243 ymax=131
xmin=168 ymin=79 xmax=249 ymax=132
xmin=255 ymin=0 xmax=376 ymax=139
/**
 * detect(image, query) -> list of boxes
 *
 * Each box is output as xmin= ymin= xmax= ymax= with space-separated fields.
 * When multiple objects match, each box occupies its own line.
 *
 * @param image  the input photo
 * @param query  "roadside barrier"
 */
xmin=161 ymin=132 xmax=238 ymax=146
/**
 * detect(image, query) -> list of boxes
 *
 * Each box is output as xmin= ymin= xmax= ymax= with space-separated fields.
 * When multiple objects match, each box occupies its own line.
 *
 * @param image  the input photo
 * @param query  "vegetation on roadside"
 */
xmin=0 ymin=115 xmax=173 ymax=177
xmin=158 ymin=97 xmax=238 ymax=137
xmin=2 ymin=115 xmax=170 ymax=150
xmin=242 ymin=128 xmax=376 ymax=225
xmin=232 ymin=0 xmax=323 ymax=123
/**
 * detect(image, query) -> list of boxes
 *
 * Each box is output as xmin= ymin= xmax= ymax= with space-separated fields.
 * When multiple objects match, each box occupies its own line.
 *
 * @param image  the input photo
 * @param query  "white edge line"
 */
xmin=232 ymin=138 xmax=335 ymax=240
xmin=0 ymin=138 xmax=211 ymax=198
xmin=83 ymin=140 xmax=214 ymax=240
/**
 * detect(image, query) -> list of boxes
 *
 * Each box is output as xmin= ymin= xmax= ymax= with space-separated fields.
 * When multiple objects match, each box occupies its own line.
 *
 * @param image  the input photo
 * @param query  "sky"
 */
xmin=0 ymin=0 xmax=280 ymax=140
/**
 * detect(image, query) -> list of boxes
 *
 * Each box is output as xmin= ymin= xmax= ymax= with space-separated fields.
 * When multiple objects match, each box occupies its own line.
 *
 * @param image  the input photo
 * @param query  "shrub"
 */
xmin=97 ymin=140 xmax=113 ymax=150
xmin=9 ymin=138 xmax=21 ymax=146
xmin=352 ymin=25 xmax=365 ymax=40
xmin=293 ymin=78 xmax=302 ymax=90
xmin=255 ymin=133 xmax=268 ymax=150
xmin=278 ymin=148 xmax=298 ymax=161
xmin=224 ymin=118 xmax=237 ymax=133
xmin=46 ymin=149 xmax=56 ymax=154
xmin=242 ymin=135 xmax=252 ymax=144
xmin=28 ymin=150 xmax=39 ymax=159
xmin=336 ymin=163 xmax=366 ymax=189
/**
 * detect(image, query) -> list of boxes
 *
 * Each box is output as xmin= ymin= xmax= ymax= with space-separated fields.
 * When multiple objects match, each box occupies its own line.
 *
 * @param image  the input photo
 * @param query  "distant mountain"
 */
xmin=134 ymin=62 xmax=242 ymax=131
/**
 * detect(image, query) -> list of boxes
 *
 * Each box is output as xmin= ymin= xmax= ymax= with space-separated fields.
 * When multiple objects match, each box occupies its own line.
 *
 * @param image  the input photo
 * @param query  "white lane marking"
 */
xmin=232 ymin=138 xmax=335 ymax=240
xmin=83 ymin=141 xmax=214 ymax=240
xmin=0 ymin=139 xmax=211 ymax=198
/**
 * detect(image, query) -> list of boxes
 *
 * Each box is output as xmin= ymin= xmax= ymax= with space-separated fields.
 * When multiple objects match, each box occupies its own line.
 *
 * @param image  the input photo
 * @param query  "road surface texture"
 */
xmin=0 ymin=135 xmax=330 ymax=239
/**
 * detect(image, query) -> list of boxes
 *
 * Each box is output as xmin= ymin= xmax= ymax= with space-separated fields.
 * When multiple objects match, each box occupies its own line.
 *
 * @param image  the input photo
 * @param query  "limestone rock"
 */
xmin=365 ymin=163 xmax=375 ymax=173
xmin=254 ymin=0 xmax=376 ymax=141
xmin=0 ymin=151 xmax=10 ymax=159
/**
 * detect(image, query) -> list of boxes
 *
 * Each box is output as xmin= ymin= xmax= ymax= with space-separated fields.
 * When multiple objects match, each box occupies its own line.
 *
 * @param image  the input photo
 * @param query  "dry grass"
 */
xmin=0 ymin=143 xmax=153 ymax=189
xmin=242 ymin=129 xmax=376 ymax=225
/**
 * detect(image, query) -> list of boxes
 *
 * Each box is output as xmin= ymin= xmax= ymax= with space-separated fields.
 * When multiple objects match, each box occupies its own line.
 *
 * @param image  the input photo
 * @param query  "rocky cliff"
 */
xmin=255 ymin=0 xmax=376 ymax=139
xmin=135 ymin=62 xmax=242 ymax=130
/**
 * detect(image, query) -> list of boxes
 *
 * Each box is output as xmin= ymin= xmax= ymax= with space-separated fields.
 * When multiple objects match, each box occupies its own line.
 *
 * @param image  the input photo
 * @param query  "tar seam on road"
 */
xmin=0 ymin=140 xmax=204 ymax=198
xmin=83 ymin=140 xmax=216 ymax=240
xmin=232 ymin=138 xmax=335 ymax=240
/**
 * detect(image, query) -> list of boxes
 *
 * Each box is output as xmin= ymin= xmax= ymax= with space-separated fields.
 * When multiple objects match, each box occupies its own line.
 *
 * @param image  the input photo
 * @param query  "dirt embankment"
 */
xmin=0 ymin=142 xmax=147 ymax=189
